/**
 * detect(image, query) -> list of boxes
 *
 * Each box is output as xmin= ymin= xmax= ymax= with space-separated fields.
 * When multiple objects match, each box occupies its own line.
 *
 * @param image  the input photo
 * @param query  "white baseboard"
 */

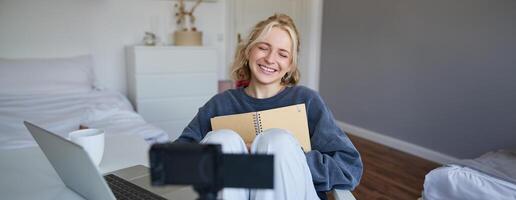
xmin=336 ymin=121 xmax=459 ymax=164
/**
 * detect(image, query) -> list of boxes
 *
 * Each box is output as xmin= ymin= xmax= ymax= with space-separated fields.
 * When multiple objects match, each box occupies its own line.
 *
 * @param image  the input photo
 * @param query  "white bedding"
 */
xmin=0 ymin=89 xmax=169 ymax=150
xmin=422 ymin=150 xmax=516 ymax=200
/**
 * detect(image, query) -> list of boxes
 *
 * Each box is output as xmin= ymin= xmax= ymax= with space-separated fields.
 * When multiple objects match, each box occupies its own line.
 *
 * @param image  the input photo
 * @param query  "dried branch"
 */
xmin=189 ymin=0 xmax=202 ymax=15
xmin=173 ymin=0 xmax=202 ymax=31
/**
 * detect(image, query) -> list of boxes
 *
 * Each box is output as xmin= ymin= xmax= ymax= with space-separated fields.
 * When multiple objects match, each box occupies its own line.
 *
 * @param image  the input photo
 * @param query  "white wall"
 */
xmin=0 ymin=0 xmax=227 ymax=94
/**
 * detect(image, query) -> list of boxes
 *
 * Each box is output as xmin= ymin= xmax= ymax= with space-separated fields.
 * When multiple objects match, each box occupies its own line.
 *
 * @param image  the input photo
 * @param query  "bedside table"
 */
xmin=126 ymin=46 xmax=218 ymax=140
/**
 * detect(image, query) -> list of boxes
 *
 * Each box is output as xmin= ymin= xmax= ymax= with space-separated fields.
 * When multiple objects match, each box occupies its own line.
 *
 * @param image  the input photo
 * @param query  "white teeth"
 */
xmin=259 ymin=64 xmax=276 ymax=72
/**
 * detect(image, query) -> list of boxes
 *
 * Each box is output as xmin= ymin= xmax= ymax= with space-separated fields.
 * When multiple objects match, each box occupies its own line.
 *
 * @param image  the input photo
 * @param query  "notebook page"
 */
xmin=210 ymin=112 xmax=257 ymax=143
xmin=258 ymin=104 xmax=311 ymax=152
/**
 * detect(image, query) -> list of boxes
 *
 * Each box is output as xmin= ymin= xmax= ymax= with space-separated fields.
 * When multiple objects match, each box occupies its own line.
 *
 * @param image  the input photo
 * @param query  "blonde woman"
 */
xmin=175 ymin=14 xmax=362 ymax=200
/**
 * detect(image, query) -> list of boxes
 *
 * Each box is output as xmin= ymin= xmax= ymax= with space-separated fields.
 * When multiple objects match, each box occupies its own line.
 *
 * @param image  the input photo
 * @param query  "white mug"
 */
xmin=69 ymin=129 xmax=105 ymax=166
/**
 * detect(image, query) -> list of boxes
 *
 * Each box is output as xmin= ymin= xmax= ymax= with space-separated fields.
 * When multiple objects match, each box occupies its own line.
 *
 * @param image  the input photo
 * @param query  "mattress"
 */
xmin=422 ymin=150 xmax=516 ymax=200
xmin=0 ymin=90 xmax=169 ymax=150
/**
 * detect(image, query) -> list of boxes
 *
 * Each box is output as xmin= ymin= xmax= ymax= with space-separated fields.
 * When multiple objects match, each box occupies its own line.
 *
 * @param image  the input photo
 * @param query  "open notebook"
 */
xmin=210 ymin=104 xmax=311 ymax=152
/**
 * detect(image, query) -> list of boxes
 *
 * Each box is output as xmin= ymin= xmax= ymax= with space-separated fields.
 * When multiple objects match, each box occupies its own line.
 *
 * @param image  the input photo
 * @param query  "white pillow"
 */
xmin=0 ymin=55 xmax=95 ymax=96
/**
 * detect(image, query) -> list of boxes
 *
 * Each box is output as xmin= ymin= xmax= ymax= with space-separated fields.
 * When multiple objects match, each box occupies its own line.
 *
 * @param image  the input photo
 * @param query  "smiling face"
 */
xmin=248 ymin=27 xmax=293 ymax=88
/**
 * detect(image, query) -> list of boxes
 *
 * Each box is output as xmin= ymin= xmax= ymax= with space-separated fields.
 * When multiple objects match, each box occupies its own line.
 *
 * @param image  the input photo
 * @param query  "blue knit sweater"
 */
xmin=175 ymin=86 xmax=363 ymax=198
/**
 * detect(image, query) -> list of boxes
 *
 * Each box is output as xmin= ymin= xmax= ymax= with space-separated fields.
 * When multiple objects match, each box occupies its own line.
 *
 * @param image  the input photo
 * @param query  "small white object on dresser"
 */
xmin=126 ymin=46 xmax=218 ymax=140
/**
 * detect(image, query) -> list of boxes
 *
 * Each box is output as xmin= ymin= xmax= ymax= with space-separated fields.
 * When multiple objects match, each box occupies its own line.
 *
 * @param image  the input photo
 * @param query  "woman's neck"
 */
xmin=245 ymin=83 xmax=285 ymax=99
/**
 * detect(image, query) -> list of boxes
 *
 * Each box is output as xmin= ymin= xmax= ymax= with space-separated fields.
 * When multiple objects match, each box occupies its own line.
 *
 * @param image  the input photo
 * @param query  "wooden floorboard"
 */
xmin=331 ymin=134 xmax=440 ymax=200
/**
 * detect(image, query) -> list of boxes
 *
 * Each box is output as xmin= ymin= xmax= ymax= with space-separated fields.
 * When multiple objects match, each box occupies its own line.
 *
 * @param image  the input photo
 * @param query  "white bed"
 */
xmin=422 ymin=150 xmax=516 ymax=200
xmin=0 ymin=55 xmax=170 ymax=199
xmin=0 ymin=89 xmax=169 ymax=150
xmin=0 ymin=55 xmax=169 ymax=150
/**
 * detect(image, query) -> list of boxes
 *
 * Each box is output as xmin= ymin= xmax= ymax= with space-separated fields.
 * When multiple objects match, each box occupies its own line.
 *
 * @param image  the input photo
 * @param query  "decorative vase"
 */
xmin=173 ymin=31 xmax=202 ymax=46
xmin=143 ymin=32 xmax=159 ymax=46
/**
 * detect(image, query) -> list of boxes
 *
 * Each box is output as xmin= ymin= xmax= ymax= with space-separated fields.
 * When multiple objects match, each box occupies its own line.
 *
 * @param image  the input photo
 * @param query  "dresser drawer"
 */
xmin=127 ymin=46 xmax=218 ymax=134
xmin=133 ymin=47 xmax=218 ymax=74
xmin=136 ymin=73 xmax=217 ymax=99
xmin=136 ymin=96 xmax=210 ymax=122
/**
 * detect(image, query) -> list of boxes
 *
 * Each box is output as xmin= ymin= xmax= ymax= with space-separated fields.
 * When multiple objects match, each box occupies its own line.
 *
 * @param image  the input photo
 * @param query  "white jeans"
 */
xmin=201 ymin=128 xmax=320 ymax=200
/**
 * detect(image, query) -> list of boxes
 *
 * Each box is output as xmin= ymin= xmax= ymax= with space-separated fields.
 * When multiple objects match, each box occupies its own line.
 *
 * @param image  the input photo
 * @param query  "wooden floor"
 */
xmin=329 ymin=134 xmax=440 ymax=200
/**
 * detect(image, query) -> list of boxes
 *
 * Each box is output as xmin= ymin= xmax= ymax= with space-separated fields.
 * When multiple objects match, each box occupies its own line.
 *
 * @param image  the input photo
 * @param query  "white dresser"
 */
xmin=126 ymin=46 xmax=218 ymax=140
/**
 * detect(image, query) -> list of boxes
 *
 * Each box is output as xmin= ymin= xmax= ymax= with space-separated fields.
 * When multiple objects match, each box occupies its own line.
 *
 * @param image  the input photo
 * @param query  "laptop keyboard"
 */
xmin=104 ymin=174 xmax=167 ymax=200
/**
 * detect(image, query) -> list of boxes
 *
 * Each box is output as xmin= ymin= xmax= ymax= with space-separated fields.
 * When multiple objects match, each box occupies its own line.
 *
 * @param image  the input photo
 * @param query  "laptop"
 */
xmin=24 ymin=121 xmax=197 ymax=200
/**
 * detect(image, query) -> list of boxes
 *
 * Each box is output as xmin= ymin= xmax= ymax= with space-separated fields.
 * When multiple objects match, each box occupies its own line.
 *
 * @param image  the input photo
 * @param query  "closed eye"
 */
xmin=256 ymin=42 xmax=270 ymax=51
xmin=279 ymin=50 xmax=290 ymax=59
xmin=258 ymin=46 xmax=268 ymax=50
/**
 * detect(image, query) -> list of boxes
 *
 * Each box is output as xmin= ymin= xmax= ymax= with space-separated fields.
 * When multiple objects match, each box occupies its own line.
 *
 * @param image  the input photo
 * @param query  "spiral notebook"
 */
xmin=210 ymin=104 xmax=311 ymax=152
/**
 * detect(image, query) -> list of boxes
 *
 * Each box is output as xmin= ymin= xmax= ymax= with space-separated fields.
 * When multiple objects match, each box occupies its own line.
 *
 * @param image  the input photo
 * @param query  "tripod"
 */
xmin=149 ymin=143 xmax=273 ymax=200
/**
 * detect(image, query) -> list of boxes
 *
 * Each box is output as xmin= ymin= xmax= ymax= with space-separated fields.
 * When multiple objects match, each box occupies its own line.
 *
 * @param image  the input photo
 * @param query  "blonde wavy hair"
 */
xmin=231 ymin=13 xmax=300 ymax=86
